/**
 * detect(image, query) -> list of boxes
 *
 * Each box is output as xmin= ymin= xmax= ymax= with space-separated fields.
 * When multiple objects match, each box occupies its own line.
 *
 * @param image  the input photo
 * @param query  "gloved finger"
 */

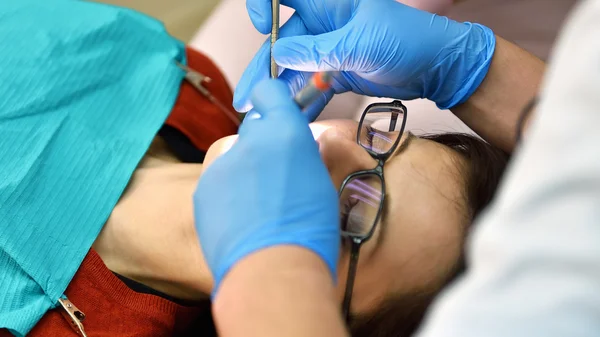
xmin=303 ymin=87 xmax=334 ymax=122
xmin=273 ymin=25 xmax=359 ymax=72
xmin=278 ymin=68 xmax=310 ymax=101
xmin=251 ymin=79 xmax=300 ymax=121
xmin=233 ymin=13 xmax=309 ymax=112
xmin=238 ymin=79 xmax=310 ymax=143
xmin=246 ymin=0 xmax=272 ymax=34
xmin=277 ymin=0 xmax=338 ymax=30
xmin=233 ymin=39 xmax=271 ymax=112
xmin=238 ymin=79 xmax=297 ymax=136
xmin=245 ymin=0 xmax=306 ymax=35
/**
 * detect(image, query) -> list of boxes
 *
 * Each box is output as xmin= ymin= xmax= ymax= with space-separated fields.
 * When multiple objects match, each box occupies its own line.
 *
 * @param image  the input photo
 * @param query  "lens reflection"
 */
xmin=339 ymin=174 xmax=382 ymax=237
xmin=359 ymin=107 xmax=404 ymax=155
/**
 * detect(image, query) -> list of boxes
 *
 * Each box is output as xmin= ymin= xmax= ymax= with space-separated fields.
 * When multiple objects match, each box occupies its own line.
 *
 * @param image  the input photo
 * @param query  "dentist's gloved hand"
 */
xmin=235 ymin=0 xmax=495 ymax=121
xmin=194 ymin=79 xmax=340 ymax=294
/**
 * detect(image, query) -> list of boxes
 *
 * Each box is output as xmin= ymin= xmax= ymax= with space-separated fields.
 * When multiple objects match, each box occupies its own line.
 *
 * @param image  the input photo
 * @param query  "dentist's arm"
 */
xmin=194 ymin=80 xmax=346 ymax=336
xmin=452 ymin=37 xmax=545 ymax=152
xmin=215 ymin=247 xmax=347 ymax=337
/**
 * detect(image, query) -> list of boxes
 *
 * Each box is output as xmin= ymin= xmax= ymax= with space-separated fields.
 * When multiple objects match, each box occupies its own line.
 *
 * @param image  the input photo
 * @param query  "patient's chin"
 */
xmin=203 ymin=135 xmax=238 ymax=171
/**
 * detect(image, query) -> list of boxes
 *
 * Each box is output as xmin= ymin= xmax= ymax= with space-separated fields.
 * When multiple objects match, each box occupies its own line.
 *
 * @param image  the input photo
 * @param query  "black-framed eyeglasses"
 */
xmin=339 ymin=100 xmax=407 ymax=321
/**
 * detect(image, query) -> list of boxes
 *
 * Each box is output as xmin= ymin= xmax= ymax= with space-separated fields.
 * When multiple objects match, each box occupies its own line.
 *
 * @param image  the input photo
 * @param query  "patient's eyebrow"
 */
xmin=373 ymin=132 xmax=416 ymax=253
xmin=393 ymin=132 xmax=415 ymax=158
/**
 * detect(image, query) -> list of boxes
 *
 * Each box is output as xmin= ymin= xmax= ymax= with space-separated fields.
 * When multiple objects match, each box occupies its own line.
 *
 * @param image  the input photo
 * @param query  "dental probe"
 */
xmin=294 ymin=72 xmax=333 ymax=110
xmin=270 ymin=0 xmax=280 ymax=79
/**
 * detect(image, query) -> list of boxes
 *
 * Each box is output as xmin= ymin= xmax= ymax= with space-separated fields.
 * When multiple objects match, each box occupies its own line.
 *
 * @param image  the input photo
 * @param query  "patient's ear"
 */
xmin=202 ymin=135 xmax=239 ymax=172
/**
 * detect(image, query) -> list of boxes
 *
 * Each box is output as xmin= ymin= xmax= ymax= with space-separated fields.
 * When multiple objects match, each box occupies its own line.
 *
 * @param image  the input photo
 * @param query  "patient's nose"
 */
xmin=317 ymin=128 xmax=377 ymax=189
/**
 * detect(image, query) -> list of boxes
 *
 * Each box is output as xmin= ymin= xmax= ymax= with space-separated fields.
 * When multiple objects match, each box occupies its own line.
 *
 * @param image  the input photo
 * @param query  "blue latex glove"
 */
xmin=194 ymin=79 xmax=340 ymax=293
xmin=235 ymin=0 xmax=495 ymax=121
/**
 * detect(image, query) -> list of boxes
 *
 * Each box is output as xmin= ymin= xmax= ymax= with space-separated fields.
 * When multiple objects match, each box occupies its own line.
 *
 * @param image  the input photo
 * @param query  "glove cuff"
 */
xmin=434 ymin=23 xmax=496 ymax=110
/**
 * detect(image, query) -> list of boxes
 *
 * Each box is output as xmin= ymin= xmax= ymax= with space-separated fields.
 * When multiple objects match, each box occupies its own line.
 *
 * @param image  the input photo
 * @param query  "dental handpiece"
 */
xmin=294 ymin=72 xmax=333 ymax=110
xmin=270 ymin=0 xmax=280 ymax=79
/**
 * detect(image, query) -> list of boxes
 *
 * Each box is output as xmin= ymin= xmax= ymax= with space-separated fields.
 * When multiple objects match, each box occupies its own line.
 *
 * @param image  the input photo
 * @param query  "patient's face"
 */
xmin=205 ymin=119 xmax=469 ymax=316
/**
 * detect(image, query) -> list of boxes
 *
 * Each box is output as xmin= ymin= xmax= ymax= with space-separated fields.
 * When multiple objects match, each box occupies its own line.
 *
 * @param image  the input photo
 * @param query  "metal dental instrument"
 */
xmin=175 ymin=61 xmax=241 ymax=127
xmin=175 ymin=60 xmax=212 ymax=97
xmin=270 ymin=0 xmax=280 ymax=79
xmin=294 ymin=72 xmax=333 ymax=110
xmin=58 ymin=298 xmax=88 ymax=337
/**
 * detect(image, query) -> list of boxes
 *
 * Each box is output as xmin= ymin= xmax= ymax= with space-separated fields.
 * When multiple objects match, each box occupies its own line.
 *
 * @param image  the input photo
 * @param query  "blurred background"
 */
xmin=96 ymin=0 xmax=220 ymax=42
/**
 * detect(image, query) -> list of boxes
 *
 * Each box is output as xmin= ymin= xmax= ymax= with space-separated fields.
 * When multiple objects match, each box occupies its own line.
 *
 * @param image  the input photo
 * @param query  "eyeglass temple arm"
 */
xmin=389 ymin=112 xmax=399 ymax=132
xmin=342 ymin=239 xmax=362 ymax=321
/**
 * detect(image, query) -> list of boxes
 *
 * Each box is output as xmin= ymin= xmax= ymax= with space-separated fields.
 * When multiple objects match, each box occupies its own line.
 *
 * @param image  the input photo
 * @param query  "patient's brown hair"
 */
xmin=349 ymin=133 xmax=509 ymax=337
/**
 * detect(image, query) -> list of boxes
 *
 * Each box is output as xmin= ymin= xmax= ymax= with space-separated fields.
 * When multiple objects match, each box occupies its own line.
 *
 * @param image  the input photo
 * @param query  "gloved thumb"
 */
xmin=250 ymin=79 xmax=301 ymax=119
xmin=240 ymin=79 xmax=304 ymax=135
xmin=273 ymin=26 xmax=359 ymax=73
xmin=239 ymin=79 xmax=313 ymax=149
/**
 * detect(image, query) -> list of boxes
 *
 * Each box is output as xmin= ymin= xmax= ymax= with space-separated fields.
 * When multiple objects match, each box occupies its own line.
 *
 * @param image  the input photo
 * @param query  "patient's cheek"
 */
xmin=202 ymin=135 xmax=238 ymax=171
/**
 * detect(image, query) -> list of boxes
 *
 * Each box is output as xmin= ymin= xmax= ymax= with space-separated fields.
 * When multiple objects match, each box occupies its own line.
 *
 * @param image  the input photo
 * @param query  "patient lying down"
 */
xmin=0 ymin=1 xmax=506 ymax=334
xmin=94 ymin=114 xmax=507 ymax=336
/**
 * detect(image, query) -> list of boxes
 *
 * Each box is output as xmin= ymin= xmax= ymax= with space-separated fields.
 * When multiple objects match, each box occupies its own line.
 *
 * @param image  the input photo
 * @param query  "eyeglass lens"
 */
xmin=358 ymin=106 xmax=405 ymax=155
xmin=339 ymin=174 xmax=382 ymax=238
